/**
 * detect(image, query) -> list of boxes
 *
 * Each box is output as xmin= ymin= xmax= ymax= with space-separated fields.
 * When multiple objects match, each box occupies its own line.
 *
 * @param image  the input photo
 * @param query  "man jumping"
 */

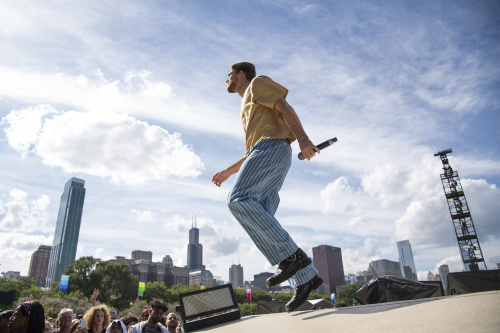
xmin=212 ymin=62 xmax=323 ymax=312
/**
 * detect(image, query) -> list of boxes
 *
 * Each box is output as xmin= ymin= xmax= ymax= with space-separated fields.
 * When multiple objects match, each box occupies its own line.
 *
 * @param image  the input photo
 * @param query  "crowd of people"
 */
xmin=0 ymin=292 xmax=182 ymax=333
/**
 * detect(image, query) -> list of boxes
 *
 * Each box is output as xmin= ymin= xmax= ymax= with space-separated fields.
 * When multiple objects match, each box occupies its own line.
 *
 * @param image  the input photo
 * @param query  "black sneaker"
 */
xmin=266 ymin=248 xmax=312 ymax=288
xmin=285 ymin=275 xmax=324 ymax=312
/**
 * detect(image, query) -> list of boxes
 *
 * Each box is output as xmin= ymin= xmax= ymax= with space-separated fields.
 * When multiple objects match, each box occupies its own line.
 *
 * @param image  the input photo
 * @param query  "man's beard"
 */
xmin=226 ymin=80 xmax=237 ymax=93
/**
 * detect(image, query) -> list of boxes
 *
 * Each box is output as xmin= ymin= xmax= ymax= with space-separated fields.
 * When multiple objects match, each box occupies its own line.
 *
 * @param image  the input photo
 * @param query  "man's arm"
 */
xmin=212 ymin=156 xmax=245 ymax=187
xmin=274 ymin=97 xmax=319 ymax=160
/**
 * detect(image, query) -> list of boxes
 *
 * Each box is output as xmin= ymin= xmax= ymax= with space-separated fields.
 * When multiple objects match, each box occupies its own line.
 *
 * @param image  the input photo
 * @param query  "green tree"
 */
xmin=143 ymin=282 xmax=173 ymax=304
xmin=120 ymin=299 xmax=148 ymax=317
xmin=64 ymin=256 xmax=102 ymax=297
xmin=90 ymin=261 xmax=138 ymax=311
xmin=20 ymin=286 xmax=43 ymax=299
xmin=0 ymin=277 xmax=38 ymax=301
xmin=238 ymin=302 xmax=257 ymax=316
xmin=274 ymin=293 xmax=292 ymax=302
xmin=171 ymin=284 xmax=199 ymax=294
xmin=308 ymin=293 xmax=329 ymax=301
xmin=67 ymin=290 xmax=87 ymax=300
xmin=336 ymin=283 xmax=362 ymax=306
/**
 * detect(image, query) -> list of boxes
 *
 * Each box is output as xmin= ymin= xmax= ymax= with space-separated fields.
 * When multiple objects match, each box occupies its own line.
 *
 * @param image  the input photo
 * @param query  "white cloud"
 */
xmin=363 ymin=237 xmax=381 ymax=257
xmin=131 ymin=209 xmax=157 ymax=223
xmin=434 ymin=255 xmax=464 ymax=274
xmin=1 ymin=105 xmax=204 ymax=184
xmin=0 ymin=105 xmax=58 ymax=157
xmin=361 ymin=155 xmax=443 ymax=207
xmin=342 ymin=248 xmax=372 ymax=275
xmin=394 ymin=196 xmax=454 ymax=250
xmin=0 ymin=233 xmax=53 ymax=275
xmin=0 ymin=67 xmax=242 ymax=138
xmin=0 ymin=189 xmax=50 ymax=232
xmin=321 ymin=176 xmax=360 ymax=214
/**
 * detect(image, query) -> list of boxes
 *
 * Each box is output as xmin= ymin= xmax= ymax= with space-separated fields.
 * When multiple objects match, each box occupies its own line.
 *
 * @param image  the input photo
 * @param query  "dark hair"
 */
xmin=149 ymin=299 xmax=168 ymax=313
xmin=18 ymin=301 xmax=45 ymax=333
xmin=231 ymin=62 xmax=256 ymax=81
xmin=120 ymin=315 xmax=138 ymax=327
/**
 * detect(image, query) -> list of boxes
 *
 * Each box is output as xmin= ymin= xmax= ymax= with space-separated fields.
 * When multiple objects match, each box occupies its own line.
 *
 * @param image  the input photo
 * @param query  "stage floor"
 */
xmin=193 ymin=290 xmax=500 ymax=332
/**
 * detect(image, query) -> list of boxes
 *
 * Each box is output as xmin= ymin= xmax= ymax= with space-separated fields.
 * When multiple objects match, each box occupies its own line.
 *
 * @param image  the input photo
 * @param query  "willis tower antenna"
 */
xmin=434 ymin=149 xmax=487 ymax=271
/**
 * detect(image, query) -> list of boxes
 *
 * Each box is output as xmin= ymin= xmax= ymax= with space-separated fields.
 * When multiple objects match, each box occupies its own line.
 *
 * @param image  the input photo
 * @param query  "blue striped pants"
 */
xmin=228 ymin=139 xmax=318 ymax=288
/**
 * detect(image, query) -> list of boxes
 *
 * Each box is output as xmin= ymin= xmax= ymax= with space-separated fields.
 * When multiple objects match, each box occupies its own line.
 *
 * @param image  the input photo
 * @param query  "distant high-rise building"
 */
xmin=2 ymin=271 xmax=21 ymax=280
xmin=366 ymin=259 xmax=402 ymax=280
xmin=397 ymin=240 xmax=417 ymax=280
xmin=438 ymin=264 xmax=450 ymax=295
xmin=166 ymin=266 xmax=190 ymax=287
xmin=162 ymin=255 xmax=174 ymax=267
xmin=131 ymin=250 xmax=152 ymax=263
xmin=427 ymin=271 xmax=435 ymax=281
xmin=229 ymin=264 xmax=244 ymax=288
xmin=312 ymin=245 xmax=345 ymax=295
xmin=28 ymin=245 xmax=51 ymax=287
xmin=189 ymin=270 xmax=214 ymax=287
xmin=253 ymin=272 xmax=274 ymax=291
xmin=46 ymin=177 xmax=86 ymax=287
xmin=130 ymin=260 xmax=150 ymax=282
xmin=186 ymin=220 xmax=204 ymax=270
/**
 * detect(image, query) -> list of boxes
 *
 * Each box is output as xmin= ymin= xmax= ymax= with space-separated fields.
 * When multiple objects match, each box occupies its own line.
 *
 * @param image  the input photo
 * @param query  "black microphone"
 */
xmin=298 ymin=137 xmax=338 ymax=160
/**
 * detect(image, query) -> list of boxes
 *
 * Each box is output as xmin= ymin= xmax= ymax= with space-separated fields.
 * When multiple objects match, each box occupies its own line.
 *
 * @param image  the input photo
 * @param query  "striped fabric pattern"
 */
xmin=228 ymin=139 xmax=318 ymax=288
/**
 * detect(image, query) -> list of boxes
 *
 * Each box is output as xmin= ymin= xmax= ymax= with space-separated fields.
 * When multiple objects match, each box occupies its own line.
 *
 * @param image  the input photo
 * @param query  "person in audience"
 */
xmin=129 ymin=300 xmax=168 ymax=333
xmin=105 ymin=321 xmax=126 ymax=333
xmin=117 ymin=317 xmax=136 ymax=333
xmin=83 ymin=306 xmax=110 ymax=333
xmin=52 ymin=309 xmax=72 ymax=333
xmin=44 ymin=321 xmax=52 ymax=333
xmin=0 ymin=311 xmax=14 ymax=333
xmin=138 ymin=310 xmax=148 ymax=324
xmin=8 ymin=301 xmax=45 ymax=333
xmin=164 ymin=314 xmax=178 ymax=333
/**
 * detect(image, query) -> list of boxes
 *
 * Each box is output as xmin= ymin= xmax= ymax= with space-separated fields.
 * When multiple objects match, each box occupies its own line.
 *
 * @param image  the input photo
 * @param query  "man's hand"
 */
xmin=92 ymin=288 xmax=100 ymax=306
xmin=212 ymin=170 xmax=230 ymax=187
xmin=212 ymin=157 xmax=245 ymax=187
xmin=298 ymin=138 xmax=320 ymax=161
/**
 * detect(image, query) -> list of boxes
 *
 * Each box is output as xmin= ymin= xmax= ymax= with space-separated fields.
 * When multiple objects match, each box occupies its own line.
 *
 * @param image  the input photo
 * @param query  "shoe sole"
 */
xmin=285 ymin=276 xmax=324 ymax=313
xmin=266 ymin=257 xmax=312 ymax=288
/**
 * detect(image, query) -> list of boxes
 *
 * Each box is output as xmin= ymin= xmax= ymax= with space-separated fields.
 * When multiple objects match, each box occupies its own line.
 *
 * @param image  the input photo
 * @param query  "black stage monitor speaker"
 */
xmin=178 ymin=283 xmax=241 ymax=332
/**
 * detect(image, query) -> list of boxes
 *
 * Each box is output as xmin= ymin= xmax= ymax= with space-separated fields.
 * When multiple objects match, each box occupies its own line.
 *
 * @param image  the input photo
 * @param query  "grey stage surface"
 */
xmin=192 ymin=290 xmax=500 ymax=332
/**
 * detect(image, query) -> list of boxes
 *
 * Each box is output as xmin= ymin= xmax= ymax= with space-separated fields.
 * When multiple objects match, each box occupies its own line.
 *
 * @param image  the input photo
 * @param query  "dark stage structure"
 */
xmin=434 ymin=149 xmax=487 ymax=271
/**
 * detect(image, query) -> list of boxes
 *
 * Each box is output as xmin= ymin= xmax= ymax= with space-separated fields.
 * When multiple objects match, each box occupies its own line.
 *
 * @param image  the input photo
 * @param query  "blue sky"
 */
xmin=1 ymin=0 xmax=499 ymax=284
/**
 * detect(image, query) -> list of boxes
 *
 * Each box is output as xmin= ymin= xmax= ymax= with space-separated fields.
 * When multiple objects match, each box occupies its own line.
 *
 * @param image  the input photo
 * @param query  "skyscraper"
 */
xmin=28 ymin=245 xmax=51 ymax=287
xmin=312 ymin=245 xmax=345 ymax=295
xmin=438 ymin=264 xmax=450 ymax=295
xmin=46 ymin=177 xmax=86 ymax=287
xmin=187 ymin=220 xmax=204 ymax=270
xmin=253 ymin=272 xmax=274 ymax=291
xmin=397 ymin=240 xmax=417 ymax=280
xmin=229 ymin=264 xmax=244 ymax=288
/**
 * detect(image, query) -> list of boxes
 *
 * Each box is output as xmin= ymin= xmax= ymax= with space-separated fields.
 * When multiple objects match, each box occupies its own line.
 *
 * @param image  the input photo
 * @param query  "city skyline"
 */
xmin=1 ymin=1 xmax=499 ymax=284
xmin=2 ymin=238 xmax=485 ymax=287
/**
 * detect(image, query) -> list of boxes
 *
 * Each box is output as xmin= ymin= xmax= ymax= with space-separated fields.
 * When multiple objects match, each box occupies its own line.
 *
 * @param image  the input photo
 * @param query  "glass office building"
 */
xmin=46 ymin=178 xmax=86 ymax=287
xmin=397 ymin=240 xmax=417 ymax=280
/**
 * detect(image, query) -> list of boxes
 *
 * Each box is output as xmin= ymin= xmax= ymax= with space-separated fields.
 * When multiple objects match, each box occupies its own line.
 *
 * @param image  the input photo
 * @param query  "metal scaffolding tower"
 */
xmin=434 ymin=149 xmax=487 ymax=271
